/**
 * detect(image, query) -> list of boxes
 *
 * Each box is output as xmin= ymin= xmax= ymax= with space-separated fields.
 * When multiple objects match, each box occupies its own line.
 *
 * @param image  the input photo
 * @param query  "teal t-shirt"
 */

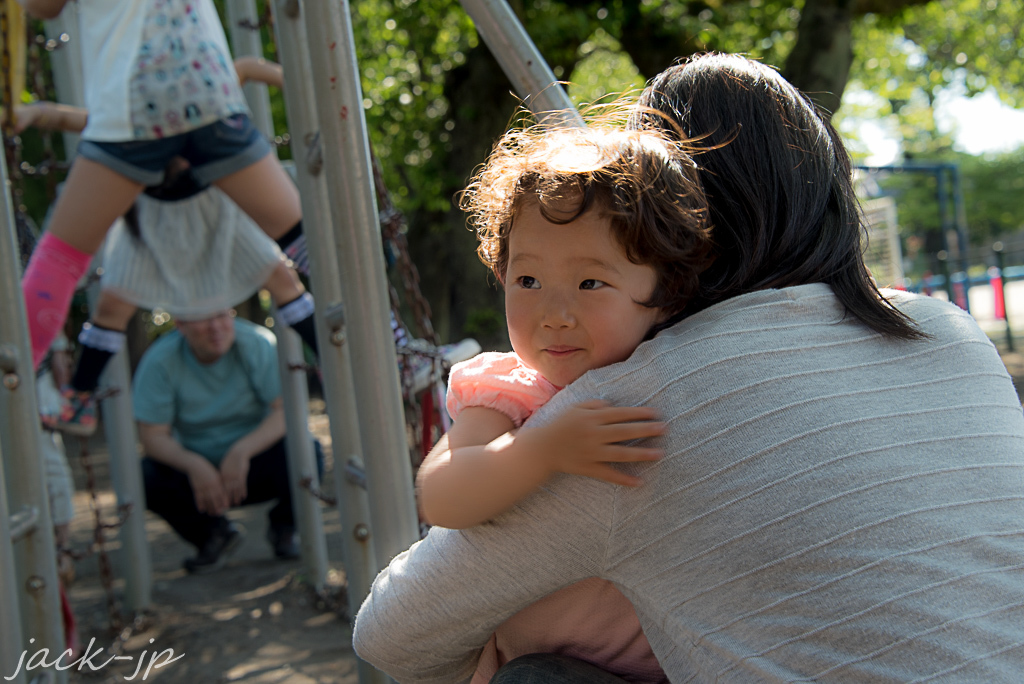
xmin=132 ymin=319 xmax=281 ymax=465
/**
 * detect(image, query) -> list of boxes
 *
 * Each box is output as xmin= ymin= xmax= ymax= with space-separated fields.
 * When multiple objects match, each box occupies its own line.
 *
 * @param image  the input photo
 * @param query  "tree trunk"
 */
xmin=782 ymin=0 xmax=856 ymax=118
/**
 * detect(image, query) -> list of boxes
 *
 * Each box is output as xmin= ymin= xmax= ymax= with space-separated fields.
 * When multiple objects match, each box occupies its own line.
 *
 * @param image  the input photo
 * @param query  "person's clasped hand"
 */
xmin=188 ymin=458 xmax=230 ymax=515
xmin=519 ymin=400 xmax=666 ymax=487
xmin=220 ymin=445 xmax=251 ymax=507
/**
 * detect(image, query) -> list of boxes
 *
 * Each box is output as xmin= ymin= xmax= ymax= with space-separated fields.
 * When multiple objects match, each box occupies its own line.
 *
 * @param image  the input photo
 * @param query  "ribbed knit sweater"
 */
xmin=354 ymin=284 xmax=1024 ymax=683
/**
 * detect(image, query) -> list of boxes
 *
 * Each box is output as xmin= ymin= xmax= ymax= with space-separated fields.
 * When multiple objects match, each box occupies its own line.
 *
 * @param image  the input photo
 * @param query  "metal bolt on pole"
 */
xmin=300 ymin=0 xmax=420 ymax=570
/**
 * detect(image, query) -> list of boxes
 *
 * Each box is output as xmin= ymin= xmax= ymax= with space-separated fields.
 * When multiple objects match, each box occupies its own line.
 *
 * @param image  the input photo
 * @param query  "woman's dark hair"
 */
xmin=630 ymin=53 xmax=923 ymax=339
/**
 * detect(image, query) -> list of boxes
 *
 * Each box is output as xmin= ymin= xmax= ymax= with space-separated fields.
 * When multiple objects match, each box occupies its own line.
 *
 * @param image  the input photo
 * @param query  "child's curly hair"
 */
xmin=459 ymin=122 xmax=711 ymax=324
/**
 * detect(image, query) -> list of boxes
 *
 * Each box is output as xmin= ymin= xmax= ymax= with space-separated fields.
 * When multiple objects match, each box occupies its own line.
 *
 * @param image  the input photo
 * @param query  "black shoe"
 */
xmin=184 ymin=523 xmax=244 ymax=574
xmin=267 ymin=525 xmax=300 ymax=560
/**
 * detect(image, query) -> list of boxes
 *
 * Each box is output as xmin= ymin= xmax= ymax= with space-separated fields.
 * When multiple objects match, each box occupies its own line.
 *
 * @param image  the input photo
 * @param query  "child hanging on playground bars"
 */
xmin=415 ymin=122 xmax=711 ymax=683
xmin=17 ymin=0 xmax=311 ymax=371
xmin=14 ymin=56 xmax=316 ymax=436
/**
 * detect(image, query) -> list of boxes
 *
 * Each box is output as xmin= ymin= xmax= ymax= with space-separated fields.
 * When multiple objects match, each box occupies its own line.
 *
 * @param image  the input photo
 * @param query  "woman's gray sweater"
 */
xmin=354 ymin=284 xmax=1024 ymax=683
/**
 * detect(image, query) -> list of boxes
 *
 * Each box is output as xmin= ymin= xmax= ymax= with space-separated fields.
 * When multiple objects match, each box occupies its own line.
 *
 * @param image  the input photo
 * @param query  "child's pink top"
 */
xmin=447 ymin=352 xmax=667 ymax=684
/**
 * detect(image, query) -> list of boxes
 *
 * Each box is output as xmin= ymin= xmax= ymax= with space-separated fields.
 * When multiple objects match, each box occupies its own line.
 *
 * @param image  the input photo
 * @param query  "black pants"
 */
xmin=142 ymin=437 xmax=324 ymax=550
xmin=490 ymin=654 xmax=628 ymax=683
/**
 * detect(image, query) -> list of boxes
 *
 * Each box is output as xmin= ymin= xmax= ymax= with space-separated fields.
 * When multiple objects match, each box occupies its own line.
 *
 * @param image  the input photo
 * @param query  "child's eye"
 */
xmin=517 ymin=276 xmax=540 ymax=289
xmin=579 ymin=279 xmax=606 ymax=290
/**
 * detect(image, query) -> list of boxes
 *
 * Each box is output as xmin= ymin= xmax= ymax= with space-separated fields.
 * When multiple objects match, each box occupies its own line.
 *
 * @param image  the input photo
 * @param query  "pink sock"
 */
xmin=22 ymin=233 xmax=92 ymax=369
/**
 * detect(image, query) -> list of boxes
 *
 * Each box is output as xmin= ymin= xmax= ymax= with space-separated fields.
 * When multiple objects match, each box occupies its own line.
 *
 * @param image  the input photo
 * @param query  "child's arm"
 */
xmin=417 ymin=400 xmax=665 ymax=529
xmin=13 ymin=102 xmax=88 ymax=134
xmin=17 ymin=0 xmax=68 ymax=20
xmin=234 ymin=56 xmax=284 ymax=89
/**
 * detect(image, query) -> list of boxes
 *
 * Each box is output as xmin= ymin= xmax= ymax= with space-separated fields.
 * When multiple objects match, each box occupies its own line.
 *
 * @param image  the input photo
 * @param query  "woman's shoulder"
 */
xmin=882 ymin=289 xmax=990 ymax=342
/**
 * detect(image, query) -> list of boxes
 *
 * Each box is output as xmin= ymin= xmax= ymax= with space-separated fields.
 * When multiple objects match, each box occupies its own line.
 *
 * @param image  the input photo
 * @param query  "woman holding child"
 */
xmin=354 ymin=53 xmax=1024 ymax=683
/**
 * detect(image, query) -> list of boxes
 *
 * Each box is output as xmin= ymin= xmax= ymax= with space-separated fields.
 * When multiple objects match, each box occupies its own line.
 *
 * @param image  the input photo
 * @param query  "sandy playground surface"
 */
xmin=60 ymin=405 xmax=360 ymax=684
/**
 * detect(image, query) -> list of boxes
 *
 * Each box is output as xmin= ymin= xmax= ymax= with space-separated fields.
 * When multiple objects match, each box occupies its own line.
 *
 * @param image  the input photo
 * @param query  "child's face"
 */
xmin=505 ymin=200 xmax=664 ymax=388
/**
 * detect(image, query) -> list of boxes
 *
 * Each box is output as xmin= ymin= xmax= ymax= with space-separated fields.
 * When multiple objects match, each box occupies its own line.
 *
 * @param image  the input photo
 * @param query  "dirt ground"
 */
xmin=61 ymin=403 xmax=360 ymax=684
xmin=55 ymin=352 xmax=1024 ymax=684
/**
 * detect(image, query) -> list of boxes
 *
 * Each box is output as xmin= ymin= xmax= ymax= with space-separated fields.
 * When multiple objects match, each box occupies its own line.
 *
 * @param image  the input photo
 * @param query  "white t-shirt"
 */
xmin=78 ymin=0 xmax=249 ymax=141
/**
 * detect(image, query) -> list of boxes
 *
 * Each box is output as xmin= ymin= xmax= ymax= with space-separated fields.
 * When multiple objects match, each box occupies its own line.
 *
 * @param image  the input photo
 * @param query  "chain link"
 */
xmin=75 ymin=432 xmax=133 ymax=633
xmin=236 ymin=1 xmax=274 ymax=32
xmin=298 ymin=476 xmax=337 ymax=506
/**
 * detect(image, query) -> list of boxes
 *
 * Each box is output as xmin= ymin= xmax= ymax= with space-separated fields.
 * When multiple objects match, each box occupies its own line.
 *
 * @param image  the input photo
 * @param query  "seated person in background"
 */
xmin=133 ymin=310 xmax=322 ymax=574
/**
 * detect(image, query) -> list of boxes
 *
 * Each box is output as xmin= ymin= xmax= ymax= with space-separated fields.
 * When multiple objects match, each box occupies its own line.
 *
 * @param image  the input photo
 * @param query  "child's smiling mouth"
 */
xmin=543 ymin=346 xmax=582 ymax=356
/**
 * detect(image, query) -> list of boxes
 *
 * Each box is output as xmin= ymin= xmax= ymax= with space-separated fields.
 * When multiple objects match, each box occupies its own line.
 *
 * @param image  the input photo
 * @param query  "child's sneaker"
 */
xmin=54 ymin=387 xmax=98 ymax=437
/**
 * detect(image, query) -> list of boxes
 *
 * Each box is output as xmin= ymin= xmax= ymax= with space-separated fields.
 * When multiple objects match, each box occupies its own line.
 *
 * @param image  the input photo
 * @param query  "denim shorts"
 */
xmin=77 ymin=114 xmax=272 ymax=187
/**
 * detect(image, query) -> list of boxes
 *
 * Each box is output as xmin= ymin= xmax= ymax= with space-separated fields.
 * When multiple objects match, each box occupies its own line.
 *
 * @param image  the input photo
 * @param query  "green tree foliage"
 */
xmin=854 ymin=0 xmax=1024 ymax=106
xmin=841 ymin=0 xmax=1024 ymax=157
xmin=961 ymin=150 xmax=1024 ymax=238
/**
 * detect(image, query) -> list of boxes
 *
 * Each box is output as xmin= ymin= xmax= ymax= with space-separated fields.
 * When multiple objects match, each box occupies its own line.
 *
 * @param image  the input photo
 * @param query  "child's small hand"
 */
xmin=523 ymin=399 xmax=666 ymax=486
xmin=233 ymin=56 xmax=257 ymax=86
xmin=13 ymin=103 xmax=44 ymax=133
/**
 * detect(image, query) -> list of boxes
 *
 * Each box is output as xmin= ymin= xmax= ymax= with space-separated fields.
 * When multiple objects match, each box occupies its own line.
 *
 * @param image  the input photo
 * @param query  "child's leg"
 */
xmin=22 ymin=159 xmax=143 ymax=368
xmin=264 ymin=262 xmax=318 ymax=356
xmin=212 ymin=154 xmax=309 ymax=274
xmin=69 ymin=290 xmax=138 ymax=393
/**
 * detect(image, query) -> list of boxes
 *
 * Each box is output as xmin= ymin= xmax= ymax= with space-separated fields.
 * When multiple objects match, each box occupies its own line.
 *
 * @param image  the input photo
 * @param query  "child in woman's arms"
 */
xmin=417 ymin=121 xmax=711 ymax=683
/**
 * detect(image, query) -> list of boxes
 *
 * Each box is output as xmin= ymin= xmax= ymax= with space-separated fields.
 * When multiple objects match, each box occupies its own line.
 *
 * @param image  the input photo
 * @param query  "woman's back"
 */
xmin=353 ymin=284 xmax=1024 ymax=682
xmin=586 ymin=284 xmax=1024 ymax=681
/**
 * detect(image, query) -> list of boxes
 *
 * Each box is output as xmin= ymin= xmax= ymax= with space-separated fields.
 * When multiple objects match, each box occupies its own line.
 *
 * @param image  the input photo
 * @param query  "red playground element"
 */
xmin=990 ymin=266 xmax=1006 ymax=320
xmin=952 ymin=278 xmax=969 ymax=311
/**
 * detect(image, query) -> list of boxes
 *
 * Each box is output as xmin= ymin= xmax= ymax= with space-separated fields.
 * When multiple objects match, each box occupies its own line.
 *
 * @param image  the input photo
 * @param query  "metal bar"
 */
xmin=301 ymin=0 xmax=420 ymax=570
xmin=273 ymin=324 xmax=329 ymax=591
xmin=43 ymin=7 xmax=85 ymax=154
xmin=0 ymin=445 xmax=28 ymax=684
xmin=994 ymin=243 xmax=1014 ymax=352
xmin=228 ymin=0 xmax=331 ymax=594
xmin=225 ymin=0 xmax=274 ymax=138
xmin=97 ymin=352 xmax=152 ymax=613
xmin=458 ymin=0 xmax=583 ymax=127
xmin=935 ymin=169 xmax=961 ymax=309
xmin=273 ymin=4 xmax=383 ymax=680
xmin=950 ymin=165 xmax=972 ymax=286
xmin=8 ymin=506 xmax=40 ymax=544
xmin=0 ymin=125 xmax=66 ymax=684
